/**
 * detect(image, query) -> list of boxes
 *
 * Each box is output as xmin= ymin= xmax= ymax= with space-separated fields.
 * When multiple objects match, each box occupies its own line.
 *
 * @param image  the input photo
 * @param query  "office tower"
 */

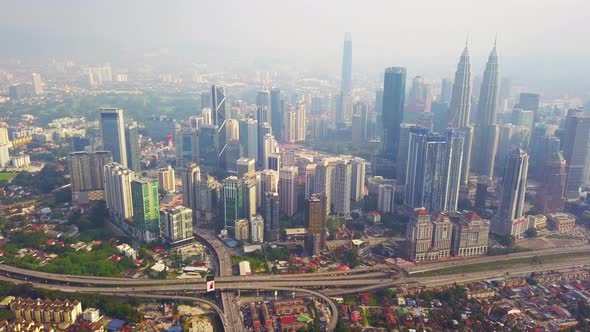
xmin=131 ymin=178 xmax=160 ymax=242
xmin=517 ymin=93 xmax=540 ymax=112
xmin=262 ymin=134 xmax=277 ymax=169
xmin=225 ymin=119 xmax=239 ymax=141
xmin=196 ymin=175 xmax=220 ymax=227
xmin=160 ymin=206 xmax=193 ymax=245
xmin=491 ymin=148 xmax=529 ymax=238
xmin=200 ymin=92 xmax=211 ymax=111
xmin=529 ymin=124 xmax=558 ymax=179
xmin=563 ymin=109 xmax=590 ymax=200
xmin=377 ymin=184 xmax=395 ymax=214
xmin=211 ymin=84 xmax=227 ymax=169
xmin=175 ymin=128 xmax=199 ymax=167
xmin=258 ymin=123 xmax=273 ymax=167
xmin=264 ymin=192 xmax=280 ymax=241
xmin=536 ymin=139 xmax=566 ymax=213
xmin=224 ymin=140 xmax=242 ymax=174
xmin=409 ymin=76 xmax=425 ymax=106
xmin=256 ymin=90 xmax=271 ymax=109
xmin=375 ymin=88 xmax=384 ymax=114
xmin=336 ymin=93 xmax=353 ymax=125
xmin=440 ymin=78 xmax=453 ymax=104
xmin=307 ymin=194 xmax=327 ymax=254
xmin=406 ymin=209 xmax=434 ymax=261
xmin=382 ymin=67 xmax=407 ymax=159
xmin=260 ymin=169 xmax=279 ymax=194
xmin=103 ymin=163 xmax=135 ymax=221
xmin=304 ymin=164 xmax=317 ymax=199
xmin=124 ymin=122 xmax=140 ymax=172
xmin=0 ymin=127 xmax=12 ymax=167
xmin=448 ymin=40 xmax=473 ymax=184
xmin=239 ymin=119 xmax=258 ymax=162
xmin=270 ymin=89 xmax=282 ymax=139
xmin=145 ymin=115 xmax=176 ymax=142
xmin=396 ymin=123 xmax=417 ymax=185
xmin=31 ymin=73 xmax=43 ymax=95
xmin=222 ymin=176 xmax=243 ymax=230
xmin=99 ymin=108 xmax=127 ymax=167
xmin=201 ymin=107 xmax=213 ymax=125
xmin=69 ymin=151 xmax=112 ymax=204
xmin=198 ymin=125 xmax=219 ymax=169
xmin=180 ymin=163 xmax=200 ymax=223
xmin=350 ymin=157 xmax=366 ymax=202
xmin=8 ymin=84 xmax=34 ymax=100
xmin=267 ymin=153 xmax=281 ymax=171
xmin=234 ymin=219 xmax=250 ymax=241
xmin=495 ymin=124 xmax=530 ymax=170
xmin=332 ymin=159 xmax=352 ymax=215
xmin=157 ymin=165 xmax=175 ymax=193
xmin=313 ymin=162 xmax=333 ymax=214
xmin=237 ymin=158 xmax=255 ymax=177
xmin=445 ymin=129 xmax=465 ymax=212
xmin=473 ymin=42 xmax=499 ymax=179
xmin=250 ymin=215 xmax=264 ymax=243
xmin=474 ymin=178 xmax=489 ymax=209
xmin=341 ymin=32 xmax=352 ymax=95
xmin=241 ymin=175 xmax=257 ymax=218
xmin=452 ymin=211 xmax=490 ymax=257
xmin=279 ymin=166 xmax=298 ymax=217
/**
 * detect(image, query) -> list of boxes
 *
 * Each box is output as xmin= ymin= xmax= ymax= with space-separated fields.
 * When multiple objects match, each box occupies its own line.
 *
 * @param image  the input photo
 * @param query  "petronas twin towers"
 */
xmin=448 ymin=37 xmax=500 ymax=184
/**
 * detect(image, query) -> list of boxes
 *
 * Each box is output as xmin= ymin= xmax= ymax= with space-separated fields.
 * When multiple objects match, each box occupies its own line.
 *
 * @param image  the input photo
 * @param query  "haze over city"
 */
xmin=0 ymin=1 xmax=590 ymax=332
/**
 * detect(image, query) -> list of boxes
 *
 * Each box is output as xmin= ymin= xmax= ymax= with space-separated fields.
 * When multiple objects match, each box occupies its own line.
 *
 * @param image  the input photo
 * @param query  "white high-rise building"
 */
xmin=260 ymin=169 xmax=279 ymax=194
xmin=31 ymin=73 xmax=43 ymax=95
xmin=350 ymin=157 xmax=366 ymax=202
xmin=332 ymin=159 xmax=352 ymax=215
xmin=0 ymin=126 xmax=11 ymax=167
xmin=181 ymin=163 xmax=201 ymax=223
xmin=103 ymin=163 xmax=135 ymax=221
xmin=160 ymin=206 xmax=193 ymax=244
xmin=378 ymin=184 xmax=395 ymax=214
xmin=312 ymin=161 xmax=333 ymax=215
xmin=234 ymin=219 xmax=250 ymax=241
xmin=157 ymin=165 xmax=175 ymax=193
xmin=262 ymin=134 xmax=277 ymax=169
xmin=250 ymin=215 xmax=264 ymax=243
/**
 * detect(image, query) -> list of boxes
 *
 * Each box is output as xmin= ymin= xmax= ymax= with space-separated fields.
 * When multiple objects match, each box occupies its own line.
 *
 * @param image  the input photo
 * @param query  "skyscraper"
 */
xmin=448 ymin=40 xmax=473 ymax=184
xmin=160 ymin=206 xmax=193 ymax=245
xmin=239 ymin=119 xmax=258 ymax=162
xmin=445 ymin=129 xmax=465 ymax=212
xmin=473 ymin=41 xmax=500 ymax=179
xmin=131 ymin=178 xmax=160 ymax=242
xmin=535 ymin=138 xmax=566 ymax=214
xmin=307 ymin=194 xmax=327 ymax=254
xmin=271 ymin=89 xmax=282 ymax=140
xmin=211 ymin=84 xmax=227 ymax=169
xmin=340 ymin=32 xmax=352 ymax=95
xmin=181 ymin=163 xmax=201 ymax=224
xmin=198 ymin=125 xmax=219 ymax=170
xmin=250 ymin=215 xmax=264 ymax=243
xmin=562 ymin=109 xmax=590 ymax=200
xmin=264 ymin=192 xmax=280 ymax=241
xmin=332 ymin=159 xmax=352 ymax=215
xmin=396 ymin=123 xmax=417 ymax=185
xmin=103 ymin=162 xmax=135 ymax=221
xmin=279 ymin=166 xmax=298 ymax=217
xmin=99 ymin=108 xmax=127 ymax=167
xmin=491 ymin=148 xmax=529 ymax=238
xmin=125 ymin=122 xmax=140 ymax=172
xmin=350 ymin=157 xmax=366 ymax=202
xmin=31 ymin=73 xmax=43 ymax=96
xmin=157 ymin=165 xmax=175 ymax=193
xmin=175 ymin=128 xmax=199 ymax=167
xmin=313 ymin=161 xmax=333 ymax=214
xmin=236 ymin=157 xmax=255 ymax=177
xmin=382 ymin=67 xmax=407 ymax=159
xmin=69 ymin=151 xmax=112 ymax=204
xmin=222 ymin=176 xmax=243 ymax=230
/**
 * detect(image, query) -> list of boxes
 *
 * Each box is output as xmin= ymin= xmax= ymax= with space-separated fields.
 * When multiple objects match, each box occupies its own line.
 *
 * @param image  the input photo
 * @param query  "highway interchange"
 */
xmin=0 ymin=236 xmax=589 ymax=332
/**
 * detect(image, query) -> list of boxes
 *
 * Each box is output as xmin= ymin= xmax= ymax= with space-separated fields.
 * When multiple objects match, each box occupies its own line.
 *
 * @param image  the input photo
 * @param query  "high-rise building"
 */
xmin=279 ymin=166 xmax=298 ymax=217
xmin=262 ymin=134 xmax=277 ymax=170
xmin=440 ymin=78 xmax=453 ymax=104
xmin=336 ymin=93 xmax=353 ymax=125
xmin=307 ymin=194 xmax=327 ymax=254
xmin=562 ymin=109 xmax=590 ymax=200
xmin=473 ymin=42 xmax=499 ymax=179
xmin=495 ymin=124 xmax=530 ymax=171
xmin=250 ymin=215 xmax=264 ymax=243
xmin=377 ymin=184 xmax=395 ymax=214
xmin=382 ymin=67 xmax=407 ymax=159
xmin=239 ymin=119 xmax=258 ymax=162
xmin=131 ymin=178 xmax=160 ymax=242
xmin=175 ymin=128 xmax=199 ymax=167
xmin=99 ymin=108 xmax=127 ymax=167
xmin=69 ymin=151 xmax=112 ymax=204
xmin=201 ymin=107 xmax=213 ymax=125
xmin=445 ymin=129 xmax=465 ymax=212
xmin=222 ymin=176 xmax=243 ymax=230
xmin=529 ymin=124 xmax=558 ymax=179
xmin=237 ymin=158 xmax=255 ymax=177
xmin=211 ymin=84 xmax=227 ymax=169
xmin=263 ymin=192 xmax=280 ymax=241
xmin=160 ymin=206 xmax=193 ymax=245
xmin=491 ymin=148 xmax=529 ymax=238
xmin=341 ymin=32 xmax=352 ymax=95
xmin=448 ymin=40 xmax=473 ymax=184
xmin=157 ymin=165 xmax=175 ymax=193
xmin=332 ymin=159 xmax=352 ymax=215
xmin=31 ymin=73 xmax=43 ymax=96
xmin=240 ymin=175 xmax=257 ymax=218
xmin=224 ymin=140 xmax=242 ymax=174
xmin=396 ymin=123 xmax=417 ymax=185
xmin=267 ymin=154 xmax=281 ymax=172
xmin=198 ymin=125 xmax=219 ymax=170
xmin=270 ymin=89 xmax=282 ymax=140
xmin=180 ymin=163 xmax=201 ymax=223
xmin=536 ymin=140 xmax=566 ymax=214
xmin=350 ymin=157 xmax=366 ymax=202
xmin=225 ymin=119 xmax=240 ymax=141
xmin=260 ymin=169 xmax=279 ymax=194
xmin=234 ymin=219 xmax=250 ymax=241
xmin=195 ymin=175 xmax=220 ymax=227
xmin=103 ymin=163 xmax=135 ymax=221
xmin=313 ymin=162 xmax=333 ymax=214
xmin=125 ymin=122 xmax=140 ymax=172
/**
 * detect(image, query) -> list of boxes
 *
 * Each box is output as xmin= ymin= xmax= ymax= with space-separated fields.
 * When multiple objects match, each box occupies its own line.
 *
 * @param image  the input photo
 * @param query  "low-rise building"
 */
xmin=547 ymin=212 xmax=576 ymax=232
xmin=274 ymin=299 xmax=306 ymax=316
xmin=10 ymin=298 xmax=82 ymax=327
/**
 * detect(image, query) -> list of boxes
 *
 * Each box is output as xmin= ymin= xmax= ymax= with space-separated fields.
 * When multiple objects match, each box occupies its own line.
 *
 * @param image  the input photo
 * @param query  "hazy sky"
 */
xmin=1 ymin=0 xmax=589 ymax=95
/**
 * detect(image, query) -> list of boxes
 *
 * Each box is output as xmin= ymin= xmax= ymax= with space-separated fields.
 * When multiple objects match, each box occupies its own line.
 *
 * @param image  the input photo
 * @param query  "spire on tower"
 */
xmin=461 ymin=33 xmax=470 ymax=57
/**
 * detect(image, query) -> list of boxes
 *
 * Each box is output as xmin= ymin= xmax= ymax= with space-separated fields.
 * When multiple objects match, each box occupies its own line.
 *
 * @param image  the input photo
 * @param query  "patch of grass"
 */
xmin=0 ymin=172 xmax=17 ymax=182
xmin=414 ymin=251 xmax=590 ymax=277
